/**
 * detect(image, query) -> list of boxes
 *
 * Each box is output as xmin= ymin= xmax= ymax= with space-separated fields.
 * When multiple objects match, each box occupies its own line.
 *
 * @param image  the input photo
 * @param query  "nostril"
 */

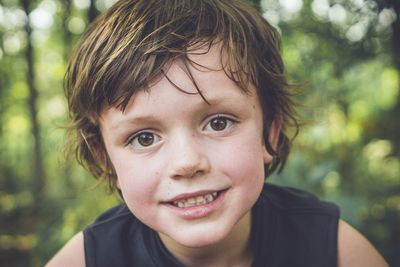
xmin=172 ymin=166 xmax=204 ymax=179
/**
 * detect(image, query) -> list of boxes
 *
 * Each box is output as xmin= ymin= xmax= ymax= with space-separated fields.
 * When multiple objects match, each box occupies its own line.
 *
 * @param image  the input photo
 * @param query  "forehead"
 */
xmin=147 ymin=42 xmax=229 ymax=90
xmin=99 ymin=44 xmax=258 ymax=127
xmin=119 ymin=43 xmax=252 ymax=103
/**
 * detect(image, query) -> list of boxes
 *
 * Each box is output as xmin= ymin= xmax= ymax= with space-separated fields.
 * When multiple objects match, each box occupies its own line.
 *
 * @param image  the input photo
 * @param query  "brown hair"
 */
xmin=65 ymin=0 xmax=299 ymax=191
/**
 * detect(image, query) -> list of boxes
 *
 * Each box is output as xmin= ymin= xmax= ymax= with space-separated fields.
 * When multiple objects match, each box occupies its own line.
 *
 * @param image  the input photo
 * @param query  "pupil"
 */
xmin=138 ymin=133 xmax=154 ymax=146
xmin=211 ymin=118 xmax=226 ymax=131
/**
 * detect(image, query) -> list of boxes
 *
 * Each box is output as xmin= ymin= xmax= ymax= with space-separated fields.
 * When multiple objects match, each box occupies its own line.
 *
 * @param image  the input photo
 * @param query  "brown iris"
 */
xmin=137 ymin=132 xmax=154 ymax=146
xmin=210 ymin=117 xmax=227 ymax=131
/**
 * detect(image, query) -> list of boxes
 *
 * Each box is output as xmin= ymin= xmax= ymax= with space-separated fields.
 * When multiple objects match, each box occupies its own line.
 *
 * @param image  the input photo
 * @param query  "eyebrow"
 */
xmin=107 ymin=93 xmax=246 ymax=132
xmin=108 ymin=115 xmax=161 ymax=132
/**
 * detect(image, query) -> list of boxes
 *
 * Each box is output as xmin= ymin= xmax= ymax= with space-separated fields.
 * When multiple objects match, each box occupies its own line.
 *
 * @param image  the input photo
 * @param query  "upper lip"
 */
xmin=163 ymin=189 xmax=222 ymax=203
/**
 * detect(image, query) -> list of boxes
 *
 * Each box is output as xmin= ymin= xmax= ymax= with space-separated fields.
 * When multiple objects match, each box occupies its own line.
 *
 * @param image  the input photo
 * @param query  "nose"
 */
xmin=167 ymin=132 xmax=210 ymax=179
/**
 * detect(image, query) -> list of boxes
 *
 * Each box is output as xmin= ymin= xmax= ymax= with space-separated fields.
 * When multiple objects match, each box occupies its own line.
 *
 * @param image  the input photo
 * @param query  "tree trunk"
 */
xmin=88 ymin=0 xmax=99 ymax=23
xmin=21 ymin=0 xmax=45 ymax=205
xmin=61 ymin=0 xmax=73 ymax=61
xmin=385 ymin=0 xmax=400 ymax=157
xmin=386 ymin=0 xmax=400 ymax=69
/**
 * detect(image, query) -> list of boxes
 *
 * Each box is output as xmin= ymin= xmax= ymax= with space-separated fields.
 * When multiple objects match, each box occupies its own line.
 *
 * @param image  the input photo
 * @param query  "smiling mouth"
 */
xmin=172 ymin=191 xmax=220 ymax=208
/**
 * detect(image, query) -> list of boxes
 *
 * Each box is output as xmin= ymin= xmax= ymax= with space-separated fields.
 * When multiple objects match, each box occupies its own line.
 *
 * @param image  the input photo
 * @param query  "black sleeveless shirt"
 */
xmin=84 ymin=183 xmax=339 ymax=267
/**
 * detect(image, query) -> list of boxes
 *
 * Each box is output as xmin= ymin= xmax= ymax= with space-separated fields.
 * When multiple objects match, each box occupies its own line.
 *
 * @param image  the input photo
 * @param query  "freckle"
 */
xmin=252 ymin=105 xmax=255 ymax=109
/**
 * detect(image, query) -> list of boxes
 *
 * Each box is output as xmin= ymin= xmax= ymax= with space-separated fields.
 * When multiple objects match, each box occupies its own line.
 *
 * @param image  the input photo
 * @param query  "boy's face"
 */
xmin=100 ymin=45 xmax=278 ymax=250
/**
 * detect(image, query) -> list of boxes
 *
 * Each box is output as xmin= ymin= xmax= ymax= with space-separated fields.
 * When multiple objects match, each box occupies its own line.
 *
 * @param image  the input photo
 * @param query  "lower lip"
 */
xmin=163 ymin=190 xmax=227 ymax=220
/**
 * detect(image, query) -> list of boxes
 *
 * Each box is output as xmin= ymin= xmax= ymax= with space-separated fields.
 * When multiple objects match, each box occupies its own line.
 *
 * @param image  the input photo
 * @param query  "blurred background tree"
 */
xmin=0 ymin=0 xmax=398 ymax=266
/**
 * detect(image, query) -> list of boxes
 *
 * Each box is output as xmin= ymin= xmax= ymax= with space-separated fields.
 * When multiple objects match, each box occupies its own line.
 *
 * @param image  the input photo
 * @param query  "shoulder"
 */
xmin=261 ymin=183 xmax=339 ymax=216
xmin=258 ymin=183 xmax=340 ymax=242
xmin=258 ymin=184 xmax=389 ymax=266
xmin=91 ymin=203 xmax=131 ymax=224
xmin=84 ymin=204 xmax=144 ymax=266
xmin=84 ymin=203 xmax=137 ymax=236
xmin=45 ymin=231 xmax=85 ymax=267
xmin=46 ymin=204 xmax=133 ymax=267
xmin=254 ymin=184 xmax=339 ymax=266
xmin=337 ymin=220 xmax=389 ymax=267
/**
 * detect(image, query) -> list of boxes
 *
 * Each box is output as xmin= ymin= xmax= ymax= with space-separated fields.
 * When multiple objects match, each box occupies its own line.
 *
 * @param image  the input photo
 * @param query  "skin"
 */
xmin=99 ymin=45 xmax=271 ymax=266
xmin=46 ymin=46 xmax=389 ymax=267
xmin=46 ymin=220 xmax=389 ymax=267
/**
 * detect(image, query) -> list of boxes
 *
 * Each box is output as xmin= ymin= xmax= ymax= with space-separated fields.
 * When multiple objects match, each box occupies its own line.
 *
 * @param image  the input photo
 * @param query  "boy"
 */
xmin=47 ymin=0 xmax=389 ymax=266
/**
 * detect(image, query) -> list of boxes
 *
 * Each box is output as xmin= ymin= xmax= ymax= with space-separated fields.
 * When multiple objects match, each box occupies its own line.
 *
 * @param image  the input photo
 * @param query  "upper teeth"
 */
xmin=173 ymin=192 xmax=218 ymax=208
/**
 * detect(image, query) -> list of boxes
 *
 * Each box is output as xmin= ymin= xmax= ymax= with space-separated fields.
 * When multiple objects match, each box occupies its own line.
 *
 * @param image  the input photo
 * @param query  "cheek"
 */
xmin=109 ymin=150 xmax=160 ymax=206
xmin=214 ymin=133 xmax=266 ymax=212
xmin=116 ymin=162 xmax=163 ymax=223
xmin=215 ymin=133 xmax=266 ymax=185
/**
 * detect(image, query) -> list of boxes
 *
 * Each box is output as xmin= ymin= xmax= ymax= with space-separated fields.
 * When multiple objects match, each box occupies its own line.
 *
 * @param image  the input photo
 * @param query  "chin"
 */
xmin=174 ymin=232 xmax=225 ymax=248
xmin=160 ymin=219 xmax=237 ymax=249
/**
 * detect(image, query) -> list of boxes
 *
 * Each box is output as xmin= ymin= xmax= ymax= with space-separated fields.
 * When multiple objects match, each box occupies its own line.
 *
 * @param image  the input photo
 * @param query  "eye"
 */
xmin=129 ymin=131 xmax=161 ymax=148
xmin=205 ymin=115 xmax=235 ymax=132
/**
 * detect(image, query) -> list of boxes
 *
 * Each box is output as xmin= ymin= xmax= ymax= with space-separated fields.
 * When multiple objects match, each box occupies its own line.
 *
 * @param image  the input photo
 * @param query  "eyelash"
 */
xmin=126 ymin=114 xmax=238 ymax=149
xmin=203 ymin=115 xmax=237 ymax=132
xmin=126 ymin=130 xmax=161 ymax=149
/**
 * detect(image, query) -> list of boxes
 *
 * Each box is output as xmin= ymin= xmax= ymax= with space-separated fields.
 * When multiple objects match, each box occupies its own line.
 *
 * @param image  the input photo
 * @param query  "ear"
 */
xmin=263 ymin=115 xmax=283 ymax=164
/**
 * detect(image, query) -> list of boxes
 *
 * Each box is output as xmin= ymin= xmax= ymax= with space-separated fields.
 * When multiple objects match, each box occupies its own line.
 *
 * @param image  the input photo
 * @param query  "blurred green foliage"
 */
xmin=0 ymin=0 xmax=399 ymax=266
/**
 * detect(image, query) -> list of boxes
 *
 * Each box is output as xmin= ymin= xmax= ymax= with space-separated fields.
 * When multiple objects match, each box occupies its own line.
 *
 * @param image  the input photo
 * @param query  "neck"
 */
xmin=159 ymin=212 xmax=253 ymax=267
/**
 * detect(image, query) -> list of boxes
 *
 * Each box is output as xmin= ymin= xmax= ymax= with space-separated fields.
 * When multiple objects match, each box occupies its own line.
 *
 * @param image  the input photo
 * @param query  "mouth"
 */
xmin=171 ymin=191 xmax=220 ymax=208
xmin=164 ymin=189 xmax=227 ymax=208
xmin=163 ymin=189 xmax=227 ymax=220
